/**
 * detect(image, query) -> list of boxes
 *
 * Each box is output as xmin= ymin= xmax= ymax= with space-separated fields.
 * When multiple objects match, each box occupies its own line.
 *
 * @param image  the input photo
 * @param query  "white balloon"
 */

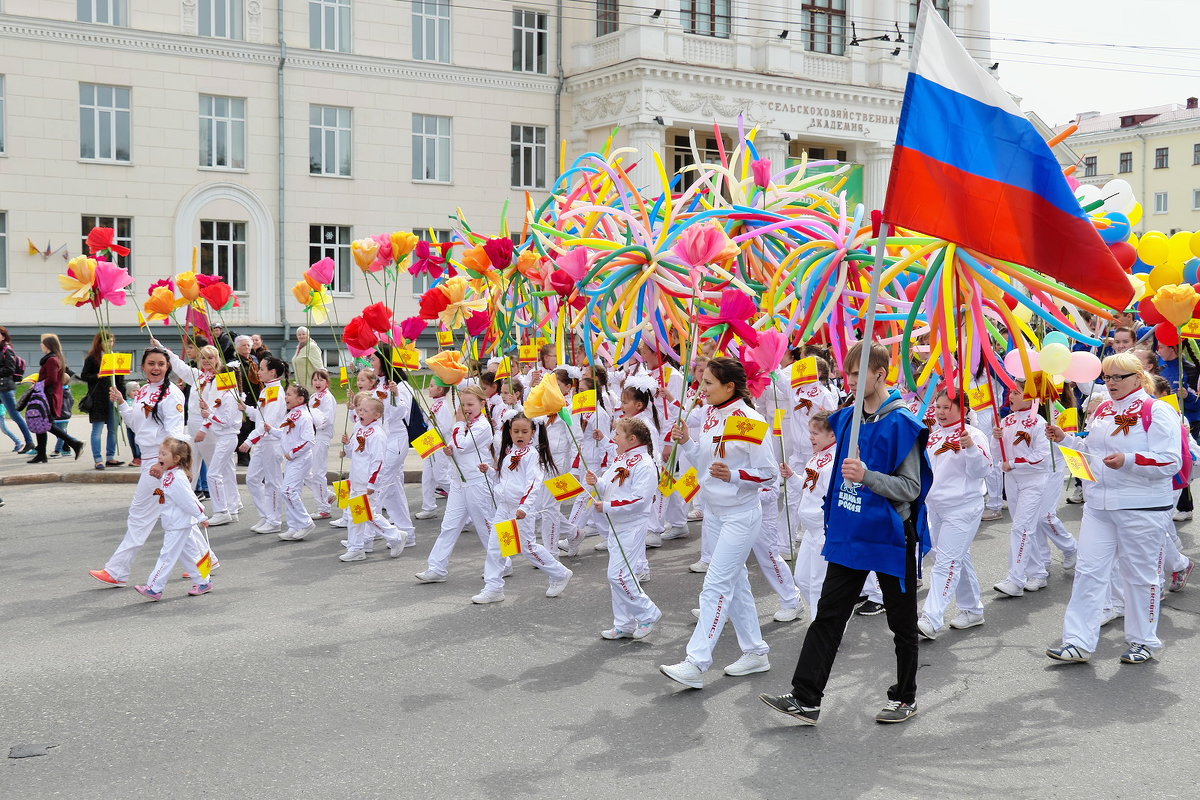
xmin=1101 ymin=178 xmax=1136 ymax=214
xmin=1074 ymin=184 xmax=1103 ymax=208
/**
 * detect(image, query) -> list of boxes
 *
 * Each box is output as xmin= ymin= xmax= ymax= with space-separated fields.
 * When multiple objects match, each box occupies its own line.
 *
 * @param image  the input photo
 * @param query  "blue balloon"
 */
xmin=1042 ymin=331 xmax=1070 ymax=349
xmin=1131 ymin=257 xmax=1152 ymax=275
xmin=1099 ymin=212 xmax=1131 ymax=245
xmin=1185 ymin=257 xmax=1200 ymax=285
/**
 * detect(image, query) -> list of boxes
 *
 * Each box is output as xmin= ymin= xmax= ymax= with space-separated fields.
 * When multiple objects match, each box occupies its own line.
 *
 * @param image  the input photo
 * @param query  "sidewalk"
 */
xmin=0 ymin=416 xmax=425 ymax=487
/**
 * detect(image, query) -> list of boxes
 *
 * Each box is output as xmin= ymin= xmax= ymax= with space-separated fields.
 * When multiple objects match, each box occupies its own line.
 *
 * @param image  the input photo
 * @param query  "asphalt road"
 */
xmin=2 ymin=482 xmax=1198 ymax=799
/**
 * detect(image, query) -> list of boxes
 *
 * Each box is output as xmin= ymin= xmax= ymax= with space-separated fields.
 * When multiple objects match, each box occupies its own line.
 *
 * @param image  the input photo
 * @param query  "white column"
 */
xmin=863 ymin=144 xmax=893 ymax=212
xmin=754 ymin=134 xmax=789 ymax=174
xmin=626 ymin=121 xmax=667 ymax=195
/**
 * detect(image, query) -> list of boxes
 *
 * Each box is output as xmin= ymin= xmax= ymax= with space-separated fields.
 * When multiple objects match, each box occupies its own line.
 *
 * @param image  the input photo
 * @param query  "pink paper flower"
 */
xmin=483 ymin=237 xmax=514 ymax=270
xmin=306 ymin=257 xmax=335 ymax=287
xmin=697 ymin=289 xmax=760 ymax=351
xmin=466 ymin=309 xmax=492 ymax=337
xmin=410 ymin=240 xmax=451 ymax=280
xmin=751 ymin=158 xmax=773 ymax=189
xmin=92 ymin=259 xmax=135 ymax=306
xmin=742 ymin=330 xmax=787 ymax=398
xmin=398 ymin=316 xmax=428 ymax=342
xmin=672 ymin=222 xmax=739 ymax=268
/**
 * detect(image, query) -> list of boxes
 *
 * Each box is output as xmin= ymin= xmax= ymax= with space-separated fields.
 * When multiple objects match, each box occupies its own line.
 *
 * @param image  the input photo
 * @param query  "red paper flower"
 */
xmin=410 ymin=240 xmax=453 ymax=280
xmin=362 ymin=301 xmax=394 ymax=333
xmin=483 ymin=237 xmax=514 ymax=270
xmin=418 ymin=285 xmax=451 ymax=320
xmin=86 ymin=226 xmax=131 ymax=258
xmin=697 ymin=289 xmax=760 ymax=351
xmin=342 ymin=316 xmax=379 ymax=352
xmin=195 ymin=273 xmax=223 ymax=289
xmin=200 ymin=280 xmax=237 ymax=311
xmin=466 ymin=309 xmax=491 ymax=337
xmin=399 ymin=316 xmax=428 ymax=341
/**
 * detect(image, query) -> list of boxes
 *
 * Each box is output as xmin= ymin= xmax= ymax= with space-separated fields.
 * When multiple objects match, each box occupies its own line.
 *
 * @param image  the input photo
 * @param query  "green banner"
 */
xmin=784 ymin=160 xmax=863 ymax=208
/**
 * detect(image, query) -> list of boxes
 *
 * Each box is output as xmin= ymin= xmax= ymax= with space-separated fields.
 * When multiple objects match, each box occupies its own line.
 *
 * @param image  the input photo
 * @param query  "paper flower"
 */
xmin=342 ymin=315 xmax=379 ymax=353
xmin=369 ymin=233 xmax=394 ymax=271
xmin=58 ymin=256 xmax=98 ymax=306
xmin=391 ymin=231 xmax=419 ymax=260
xmin=483 ymin=237 xmax=514 ymax=270
xmin=410 ymin=239 xmax=452 ymax=280
xmin=200 ymin=279 xmax=237 ymax=311
xmin=672 ymin=222 xmax=739 ymax=268
xmin=92 ymin=260 xmax=134 ymax=306
xmin=418 ymin=285 xmax=452 ymax=320
xmin=460 ymin=244 xmax=492 ymax=276
xmin=751 ymin=158 xmax=772 ymax=189
xmin=293 ymin=280 xmax=315 ymax=307
xmin=86 ymin=226 xmax=130 ymax=258
xmin=362 ymin=301 xmax=394 ymax=333
xmin=524 ymin=372 xmax=566 ymax=419
xmin=426 ymin=350 xmax=469 ymax=386
xmin=175 ymin=271 xmax=201 ymax=302
xmin=352 ymin=238 xmax=381 ymax=271
xmin=306 ymin=257 xmax=335 ymax=287
xmin=399 ymin=316 xmax=428 ymax=342
xmin=147 ymin=278 xmax=175 ymax=296
xmin=1154 ymin=284 xmax=1200 ymax=328
xmin=436 ymin=276 xmax=488 ymax=329
xmin=143 ymin=285 xmax=186 ymax=323
xmin=517 ymin=250 xmax=547 ymax=283
xmin=697 ymin=289 xmax=760 ymax=351
xmin=742 ymin=330 xmax=787 ymax=398
xmin=195 ymin=273 xmax=223 ymax=290
xmin=465 ymin=309 xmax=492 ymax=337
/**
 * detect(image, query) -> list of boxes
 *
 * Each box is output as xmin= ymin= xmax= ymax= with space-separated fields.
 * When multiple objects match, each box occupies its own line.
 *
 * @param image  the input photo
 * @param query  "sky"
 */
xmin=987 ymin=0 xmax=1200 ymax=125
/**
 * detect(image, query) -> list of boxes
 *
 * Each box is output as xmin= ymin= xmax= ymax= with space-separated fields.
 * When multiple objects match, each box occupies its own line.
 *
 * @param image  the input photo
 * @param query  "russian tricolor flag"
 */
xmin=885 ymin=2 xmax=1133 ymax=311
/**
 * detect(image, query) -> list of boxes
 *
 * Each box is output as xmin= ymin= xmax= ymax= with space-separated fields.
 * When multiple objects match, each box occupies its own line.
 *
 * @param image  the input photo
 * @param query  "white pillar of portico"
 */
xmin=863 ymin=143 xmax=894 ymax=212
xmin=754 ymin=133 xmax=790 ymax=175
xmin=626 ymin=121 xmax=667 ymax=195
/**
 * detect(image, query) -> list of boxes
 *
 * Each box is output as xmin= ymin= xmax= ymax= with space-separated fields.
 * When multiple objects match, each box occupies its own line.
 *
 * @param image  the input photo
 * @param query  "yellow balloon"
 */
xmin=1013 ymin=304 xmax=1033 ymax=324
xmin=1190 ymin=231 xmax=1200 ymax=259
xmin=1149 ymin=261 xmax=1185 ymax=291
xmin=1128 ymin=203 xmax=1144 ymax=225
xmin=1169 ymin=231 xmax=1193 ymax=265
xmin=1128 ymin=273 xmax=1148 ymax=301
xmin=1139 ymin=231 xmax=1169 ymax=267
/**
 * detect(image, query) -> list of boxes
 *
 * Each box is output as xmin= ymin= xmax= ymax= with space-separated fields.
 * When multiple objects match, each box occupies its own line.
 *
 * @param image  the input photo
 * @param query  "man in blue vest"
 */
xmin=760 ymin=341 xmax=932 ymax=725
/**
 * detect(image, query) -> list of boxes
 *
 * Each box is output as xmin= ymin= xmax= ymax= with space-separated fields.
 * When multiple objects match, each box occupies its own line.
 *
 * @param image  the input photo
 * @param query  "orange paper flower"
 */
xmin=175 ymin=271 xmax=201 ymax=302
xmin=426 ymin=350 xmax=469 ymax=385
xmin=1154 ymin=284 xmax=1199 ymax=328
xmin=437 ymin=276 xmax=488 ymax=329
xmin=524 ymin=372 xmax=566 ymax=419
xmin=144 ymin=285 xmax=186 ymax=323
xmin=460 ymin=245 xmax=492 ymax=275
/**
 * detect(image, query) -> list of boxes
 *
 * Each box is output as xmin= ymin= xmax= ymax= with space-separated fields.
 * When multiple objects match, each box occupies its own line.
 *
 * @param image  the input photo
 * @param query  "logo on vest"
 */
xmin=836 ymin=481 xmax=862 ymax=514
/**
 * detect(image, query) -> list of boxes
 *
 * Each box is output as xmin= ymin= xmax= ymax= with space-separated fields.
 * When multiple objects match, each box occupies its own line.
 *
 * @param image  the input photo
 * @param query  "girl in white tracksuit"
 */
xmin=477 ymin=413 xmax=573 ymax=603
xmin=269 ymin=384 xmax=316 ymax=540
xmin=533 ymin=372 xmax=581 ymax=554
xmin=1047 ymin=353 xmax=1181 ymax=664
xmin=370 ymin=349 xmax=416 ymax=547
xmin=564 ymin=373 xmax=615 ymax=554
xmin=619 ymin=377 xmax=664 ymax=564
xmin=782 ymin=410 xmax=836 ymax=620
xmin=1026 ymin=406 xmax=1079 ymax=589
xmin=339 ymin=395 xmax=405 ymax=561
xmin=304 ymin=370 xmax=336 ymax=520
xmin=993 ymin=390 xmax=1051 ymax=597
xmin=240 ymin=357 xmax=287 ymax=533
xmin=418 ymin=383 xmax=455 ymax=517
xmin=588 ymin=417 xmax=663 ymax=639
xmin=91 ymin=348 xmax=191 ymax=588
xmin=660 ymin=357 xmax=778 ymax=689
xmin=918 ymin=390 xmax=991 ymax=637
xmin=135 ymin=437 xmax=212 ymax=600
xmin=418 ymin=386 xmax=499 ymax=583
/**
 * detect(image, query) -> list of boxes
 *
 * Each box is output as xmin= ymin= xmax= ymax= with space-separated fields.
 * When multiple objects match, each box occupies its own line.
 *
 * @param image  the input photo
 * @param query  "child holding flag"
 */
xmin=338 ymin=395 xmax=405 ymax=561
xmin=586 ymin=417 xmax=662 ymax=639
xmin=240 ymin=356 xmax=288 ymax=534
xmin=271 ymin=384 xmax=317 ymax=541
xmin=134 ymin=437 xmax=213 ymax=600
xmin=417 ymin=381 xmax=454 ymax=520
xmin=330 ymin=370 xmax=379 ymax=531
xmin=369 ymin=348 xmax=417 ymax=549
xmin=781 ymin=410 xmax=836 ymax=622
xmin=303 ymin=369 xmax=337 ymax=520
xmin=562 ymin=377 xmax=614 ymax=556
xmin=192 ymin=352 xmax=243 ymax=527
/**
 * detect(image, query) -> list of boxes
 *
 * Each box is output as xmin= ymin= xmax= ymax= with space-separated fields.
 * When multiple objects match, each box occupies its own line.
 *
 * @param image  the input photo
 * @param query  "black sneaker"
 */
xmin=875 ymin=700 xmax=918 ymax=724
xmin=856 ymin=600 xmax=886 ymax=616
xmin=759 ymin=693 xmax=820 ymax=725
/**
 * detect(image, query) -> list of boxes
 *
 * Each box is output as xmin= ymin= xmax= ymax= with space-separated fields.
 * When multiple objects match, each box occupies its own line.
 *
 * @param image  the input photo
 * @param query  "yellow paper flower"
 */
xmin=58 ymin=256 xmax=98 ymax=305
xmin=352 ymin=238 xmax=380 ymax=270
xmin=391 ymin=231 xmax=419 ymax=259
xmin=175 ymin=271 xmax=201 ymax=302
xmin=1154 ymin=284 xmax=1199 ymax=328
xmin=426 ymin=350 xmax=469 ymax=385
xmin=524 ymin=372 xmax=566 ymax=419
xmin=437 ymin=275 xmax=488 ymax=329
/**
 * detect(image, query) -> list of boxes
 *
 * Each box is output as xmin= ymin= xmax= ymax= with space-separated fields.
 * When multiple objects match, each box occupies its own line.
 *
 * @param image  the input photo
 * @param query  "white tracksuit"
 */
xmin=480 ymin=444 xmax=570 ymax=593
xmin=1057 ymin=389 xmax=1181 ymax=653
xmin=789 ymin=442 xmax=835 ymax=617
xmin=420 ymin=394 xmax=455 ymax=512
xmin=594 ymin=445 xmax=662 ymax=630
xmin=679 ymin=398 xmax=777 ymax=672
xmin=533 ymin=413 xmax=580 ymax=552
xmin=103 ymin=381 xmax=190 ymax=582
xmin=922 ymin=422 xmax=990 ymax=629
xmin=165 ymin=349 xmax=216 ymax=492
xmin=195 ymin=379 xmax=242 ymax=518
xmin=1000 ymin=407 xmax=1051 ymax=586
xmin=304 ymin=388 xmax=336 ymax=515
xmin=268 ymin=405 xmax=316 ymax=533
xmin=1028 ymin=451 xmax=1078 ymax=581
xmin=145 ymin=466 xmax=209 ymax=593
xmin=567 ymin=404 xmax=615 ymax=535
xmin=425 ymin=415 xmax=499 ymax=577
xmin=375 ymin=383 xmax=416 ymax=540
xmin=974 ymin=403 xmax=1006 ymax=512
xmin=246 ymin=380 xmax=286 ymax=526
xmin=342 ymin=417 xmax=403 ymax=553
xmin=755 ymin=483 xmax=801 ymax=610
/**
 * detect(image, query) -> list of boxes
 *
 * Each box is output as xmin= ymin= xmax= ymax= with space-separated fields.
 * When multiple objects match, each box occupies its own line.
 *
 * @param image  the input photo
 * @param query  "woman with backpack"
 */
xmin=0 ymin=325 xmax=35 ymax=453
xmin=26 ymin=333 xmax=83 ymax=463
xmin=81 ymin=331 xmax=125 ymax=470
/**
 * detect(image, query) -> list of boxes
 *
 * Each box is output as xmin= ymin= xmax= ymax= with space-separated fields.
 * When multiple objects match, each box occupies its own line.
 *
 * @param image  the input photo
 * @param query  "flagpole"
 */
xmin=846 ymin=222 xmax=890 ymax=458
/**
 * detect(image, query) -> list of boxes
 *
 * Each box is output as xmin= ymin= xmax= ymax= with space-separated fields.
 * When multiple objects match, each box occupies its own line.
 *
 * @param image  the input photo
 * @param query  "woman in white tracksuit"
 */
xmin=992 ymin=390 xmax=1052 ymax=598
xmin=304 ymin=370 xmax=336 ymax=520
xmin=588 ymin=417 xmax=662 ymax=639
xmin=1046 ymin=353 xmax=1181 ymax=664
xmin=659 ymin=357 xmax=778 ymax=689
xmin=417 ymin=386 xmax=500 ymax=583
xmin=918 ymin=390 xmax=990 ymax=638
xmin=90 ymin=348 xmax=192 ymax=587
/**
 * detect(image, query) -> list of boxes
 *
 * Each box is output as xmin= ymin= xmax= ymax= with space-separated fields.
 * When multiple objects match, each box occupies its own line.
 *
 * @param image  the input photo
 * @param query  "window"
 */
xmin=80 ymin=216 xmax=133 ymax=274
xmin=1082 ymin=156 xmax=1097 ymax=178
xmin=1154 ymin=192 xmax=1168 ymax=214
xmin=681 ymin=0 xmax=731 ymax=38
xmin=0 ymin=76 xmax=5 ymax=155
xmin=807 ymin=147 xmax=826 ymax=160
xmin=413 ymin=0 xmax=450 ymax=63
xmin=412 ymin=114 xmax=451 ymax=182
xmin=1155 ymin=147 xmax=1169 ymax=169
xmin=510 ymin=124 xmax=547 ymax=189
xmin=413 ymin=229 xmax=453 ymax=295
xmin=79 ymin=84 xmax=131 ymax=162
xmin=309 ymin=225 xmax=352 ymax=294
xmin=0 ymin=212 xmax=6 ymax=290
xmin=596 ymin=0 xmax=619 ymax=36
xmin=309 ymin=105 xmax=352 ymax=177
xmin=78 ymin=0 xmax=128 ymax=25
xmin=310 ymin=0 xmax=351 ymax=52
xmin=513 ymin=10 xmax=548 ymax=73
xmin=1194 ymin=143 xmax=1200 ymax=165
xmin=1119 ymin=151 xmax=1132 ymax=173
xmin=199 ymin=0 xmax=243 ymax=39
xmin=836 ymin=149 xmax=847 ymax=162
xmin=804 ymin=0 xmax=846 ymax=55
xmin=200 ymin=220 xmax=247 ymax=291
xmin=199 ymin=95 xmax=246 ymax=170
xmin=909 ymin=0 xmax=949 ymax=29
xmin=671 ymin=134 xmax=725 ymax=175
xmin=1194 ymin=189 xmax=1200 ymax=210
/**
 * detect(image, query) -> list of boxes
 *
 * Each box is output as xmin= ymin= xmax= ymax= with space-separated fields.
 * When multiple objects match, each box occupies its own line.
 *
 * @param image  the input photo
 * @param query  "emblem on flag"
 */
xmin=676 ymin=467 xmax=701 ymax=502
xmin=722 ymin=416 xmax=768 ymax=446
xmin=349 ymin=493 xmax=374 ymax=524
xmin=791 ymin=357 xmax=818 ymax=388
xmin=572 ymin=390 xmax=597 ymax=415
xmin=412 ymin=428 xmax=447 ymax=459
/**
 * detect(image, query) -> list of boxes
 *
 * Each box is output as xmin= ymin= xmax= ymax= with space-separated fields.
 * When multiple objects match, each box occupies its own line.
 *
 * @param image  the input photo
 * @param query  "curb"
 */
xmin=0 ymin=469 xmax=424 ymax=487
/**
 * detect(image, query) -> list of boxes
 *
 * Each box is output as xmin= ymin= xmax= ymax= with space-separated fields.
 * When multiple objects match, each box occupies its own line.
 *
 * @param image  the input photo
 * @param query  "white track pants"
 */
xmin=146 ymin=524 xmax=207 ymax=593
xmin=104 ymin=459 xmax=165 ymax=582
xmin=685 ymin=504 xmax=769 ymax=672
xmin=793 ymin=529 xmax=828 ymax=616
xmin=375 ymin=443 xmax=414 ymax=537
xmin=755 ymin=488 xmax=800 ymax=609
xmin=348 ymin=498 xmax=401 ymax=552
xmin=921 ymin=503 xmax=984 ymax=628
xmin=606 ymin=516 xmax=661 ymax=630
xmin=205 ymin=433 xmax=238 ymax=516
xmin=304 ymin=436 xmax=333 ymax=514
xmin=282 ymin=450 xmax=314 ymax=532
xmin=419 ymin=450 xmax=451 ymax=512
xmin=482 ymin=512 xmax=569 ymax=593
xmin=1061 ymin=507 xmax=1164 ymax=653
xmin=246 ymin=440 xmax=283 ymax=526
xmin=1003 ymin=469 xmax=1047 ymax=584
xmin=425 ymin=481 xmax=499 ymax=577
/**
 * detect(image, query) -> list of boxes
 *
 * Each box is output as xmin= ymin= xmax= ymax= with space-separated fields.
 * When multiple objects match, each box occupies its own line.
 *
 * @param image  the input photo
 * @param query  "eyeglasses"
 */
xmin=1100 ymin=372 xmax=1136 ymax=383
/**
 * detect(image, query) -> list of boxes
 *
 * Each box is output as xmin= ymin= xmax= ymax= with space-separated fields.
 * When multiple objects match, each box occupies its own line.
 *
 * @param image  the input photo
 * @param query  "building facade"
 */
xmin=0 ymin=0 xmax=992 ymax=364
xmin=1064 ymin=99 xmax=1200 ymax=236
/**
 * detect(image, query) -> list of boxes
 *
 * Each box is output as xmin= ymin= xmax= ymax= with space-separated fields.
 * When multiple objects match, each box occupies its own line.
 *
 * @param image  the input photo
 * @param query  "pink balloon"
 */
xmin=1063 ymin=350 xmax=1102 ymax=382
xmin=1003 ymin=349 xmax=1039 ymax=379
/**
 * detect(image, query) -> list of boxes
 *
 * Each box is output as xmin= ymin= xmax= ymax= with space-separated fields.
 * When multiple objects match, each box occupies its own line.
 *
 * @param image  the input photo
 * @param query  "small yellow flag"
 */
xmin=1182 ymin=319 xmax=1200 ymax=340
xmin=658 ymin=469 xmax=676 ymax=496
xmin=339 ymin=366 xmax=349 ymax=387
xmin=1057 ymin=407 xmax=1079 ymax=433
xmin=967 ymin=383 xmax=993 ymax=411
xmin=495 ymin=357 xmax=512 ymax=380
xmin=495 ymin=518 xmax=522 ymax=558
xmin=519 ymin=344 xmax=538 ymax=364
xmin=349 ymin=493 xmax=374 ymax=524
xmin=215 ymin=371 xmax=238 ymax=391
xmin=437 ymin=330 xmax=454 ymax=346
xmin=1161 ymin=393 xmax=1182 ymax=413
xmin=772 ymin=408 xmax=786 ymax=437
xmin=791 ymin=357 xmax=817 ymax=388
xmin=722 ymin=415 xmax=768 ymax=446
xmin=412 ymin=427 xmax=447 ymax=459
xmin=99 ymin=352 xmax=133 ymax=377
xmin=1058 ymin=445 xmax=1097 ymax=482
xmin=572 ymin=390 xmax=597 ymax=414
xmin=544 ymin=472 xmax=585 ymax=502
xmin=332 ymin=479 xmax=350 ymax=509
xmin=264 ymin=385 xmax=280 ymax=403
xmin=534 ymin=336 xmax=549 ymax=348
xmin=196 ymin=550 xmax=214 ymax=580
xmin=676 ymin=466 xmax=701 ymax=502
xmin=392 ymin=347 xmax=419 ymax=370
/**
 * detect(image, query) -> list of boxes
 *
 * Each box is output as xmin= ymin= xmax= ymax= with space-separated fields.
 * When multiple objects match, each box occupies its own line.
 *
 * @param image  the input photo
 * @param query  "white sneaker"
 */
xmin=414 ymin=509 xmax=437 ymax=520
xmin=594 ymin=539 xmax=608 ymax=551
xmin=688 ymin=561 xmax=709 ymax=573
xmin=283 ymin=523 xmax=316 ymax=542
xmin=661 ymin=526 xmax=690 ymax=540
xmin=645 ymin=531 xmax=663 ymax=548
xmin=207 ymin=511 xmax=234 ymax=527
xmin=1024 ymin=576 xmax=1048 ymax=592
xmin=917 ymin=616 xmax=941 ymax=640
xmin=773 ymin=605 xmax=802 ymax=623
xmin=329 ymin=518 xmax=349 ymax=528
xmin=993 ymin=578 xmax=1025 ymax=597
xmin=687 ymin=508 xmax=704 ymax=521
xmin=415 ymin=569 xmax=447 ymax=583
xmin=691 ymin=608 xmax=700 ymax=619
xmin=949 ymin=610 xmax=985 ymax=630
xmin=723 ymin=653 xmax=770 ymax=676
xmin=632 ymin=620 xmax=656 ymax=639
xmin=1063 ymin=550 xmax=1078 ymax=571
xmin=1173 ymin=510 xmax=1193 ymax=522
xmin=251 ymin=520 xmax=281 ymax=534
xmin=471 ymin=590 xmax=505 ymax=604
xmin=1066 ymin=485 xmax=1084 ymax=504
xmin=338 ymin=539 xmax=373 ymax=553
xmin=546 ymin=568 xmax=573 ymax=598
xmin=561 ymin=535 xmax=580 ymax=557
xmin=601 ymin=628 xmax=633 ymax=640
xmin=388 ymin=540 xmax=406 ymax=558
xmin=405 ymin=533 xmax=416 ymax=547
xmin=635 ymin=571 xmax=650 ymax=582
xmin=660 ymin=660 xmax=705 ymax=689
xmin=338 ymin=549 xmax=367 ymax=562
xmin=980 ymin=508 xmax=1004 ymax=521
xmin=1100 ymin=608 xmax=1124 ymax=627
